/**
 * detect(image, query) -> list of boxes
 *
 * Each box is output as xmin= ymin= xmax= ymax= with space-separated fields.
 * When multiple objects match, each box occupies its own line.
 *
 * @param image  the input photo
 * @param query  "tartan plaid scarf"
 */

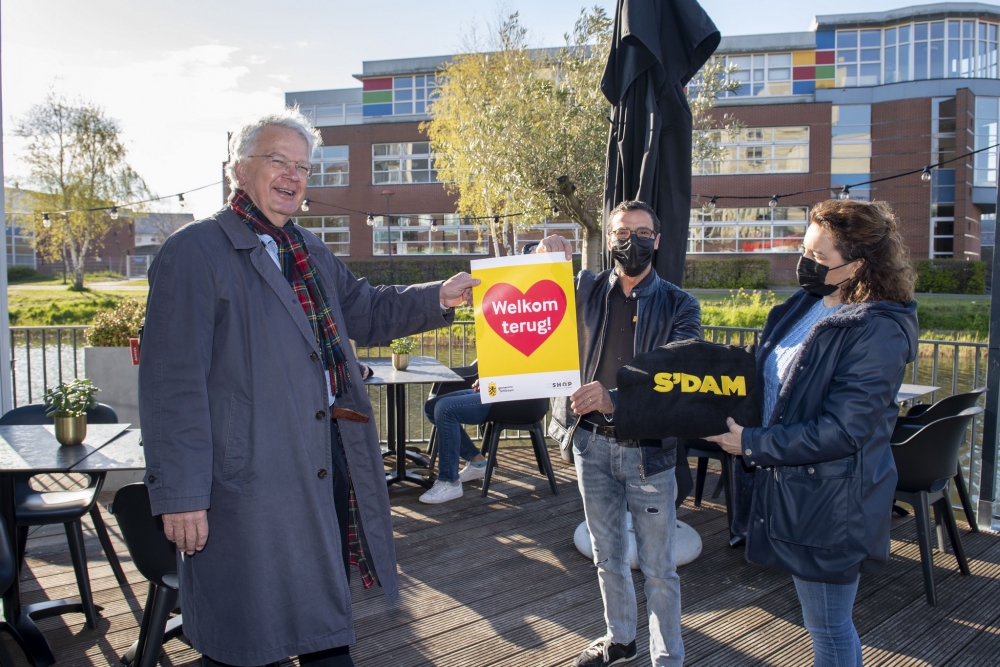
xmin=230 ymin=190 xmax=351 ymax=397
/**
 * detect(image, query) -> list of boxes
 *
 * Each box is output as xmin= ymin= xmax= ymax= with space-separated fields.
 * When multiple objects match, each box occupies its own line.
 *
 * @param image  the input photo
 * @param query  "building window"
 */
xmin=292 ymin=215 xmax=350 ymax=255
xmin=719 ymin=53 xmax=792 ymax=97
xmin=5 ymin=223 xmax=36 ymax=268
xmin=975 ymin=97 xmax=998 ymax=188
xmin=372 ymin=142 xmax=438 ymax=184
xmin=373 ymin=214 xmax=487 ymax=255
xmin=363 ymin=75 xmax=440 ymax=118
xmin=836 ymin=29 xmax=882 ymax=87
xmin=695 ymin=126 xmax=808 ymax=175
xmin=309 ymin=146 xmax=349 ymax=187
xmin=831 ymin=105 xmax=871 ymax=199
xmin=299 ymin=104 xmax=363 ymax=127
xmin=981 ymin=213 xmax=995 ymax=247
xmin=688 ymin=207 xmax=808 ymax=253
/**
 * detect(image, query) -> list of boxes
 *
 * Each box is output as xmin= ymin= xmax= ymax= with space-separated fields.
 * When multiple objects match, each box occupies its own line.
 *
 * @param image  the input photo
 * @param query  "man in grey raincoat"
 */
xmin=138 ymin=108 xmax=477 ymax=667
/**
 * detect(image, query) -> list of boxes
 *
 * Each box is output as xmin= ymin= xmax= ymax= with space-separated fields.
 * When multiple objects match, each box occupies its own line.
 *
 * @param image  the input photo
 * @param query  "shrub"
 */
xmin=87 ymin=298 xmax=146 ymax=347
xmin=7 ymin=266 xmax=48 ymax=283
xmin=343 ymin=258 xmax=474 ymax=286
xmin=913 ymin=259 xmax=986 ymax=294
xmin=701 ymin=289 xmax=780 ymax=329
xmin=685 ymin=258 xmax=771 ymax=289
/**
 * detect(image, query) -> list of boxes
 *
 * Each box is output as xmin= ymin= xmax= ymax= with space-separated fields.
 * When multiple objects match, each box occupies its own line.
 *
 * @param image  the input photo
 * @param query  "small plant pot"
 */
xmin=54 ymin=415 xmax=88 ymax=446
xmin=391 ymin=353 xmax=409 ymax=371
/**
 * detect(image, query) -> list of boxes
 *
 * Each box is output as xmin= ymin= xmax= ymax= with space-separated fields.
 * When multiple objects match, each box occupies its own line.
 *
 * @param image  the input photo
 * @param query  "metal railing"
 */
xmin=8 ymin=322 xmax=995 ymax=514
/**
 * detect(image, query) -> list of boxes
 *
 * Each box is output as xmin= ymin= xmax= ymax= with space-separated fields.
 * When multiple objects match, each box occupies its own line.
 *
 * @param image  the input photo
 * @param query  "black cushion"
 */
xmin=615 ymin=338 xmax=761 ymax=440
xmin=16 ymin=486 xmax=98 ymax=526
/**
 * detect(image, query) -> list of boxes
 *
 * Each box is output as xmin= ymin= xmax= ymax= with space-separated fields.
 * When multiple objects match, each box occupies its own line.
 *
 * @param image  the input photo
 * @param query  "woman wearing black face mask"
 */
xmin=706 ymin=199 xmax=917 ymax=667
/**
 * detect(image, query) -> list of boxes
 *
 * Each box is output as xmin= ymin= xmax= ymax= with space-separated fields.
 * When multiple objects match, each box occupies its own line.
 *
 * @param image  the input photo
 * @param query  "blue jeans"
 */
xmin=424 ymin=389 xmax=491 ymax=483
xmin=573 ymin=429 xmax=683 ymax=666
xmin=793 ymin=576 xmax=862 ymax=667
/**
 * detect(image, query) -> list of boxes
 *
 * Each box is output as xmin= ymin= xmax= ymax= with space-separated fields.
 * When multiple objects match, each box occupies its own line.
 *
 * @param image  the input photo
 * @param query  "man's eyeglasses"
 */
xmin=248 ymin=153 xmax=313 ymax=178
xmin=608 ymin=227 xmax=656 ymax=240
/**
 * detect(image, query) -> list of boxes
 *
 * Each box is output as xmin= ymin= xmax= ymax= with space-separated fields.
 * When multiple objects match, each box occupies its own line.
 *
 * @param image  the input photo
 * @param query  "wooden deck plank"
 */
xmin=2 ymin=445 xmax=1000 ymax=667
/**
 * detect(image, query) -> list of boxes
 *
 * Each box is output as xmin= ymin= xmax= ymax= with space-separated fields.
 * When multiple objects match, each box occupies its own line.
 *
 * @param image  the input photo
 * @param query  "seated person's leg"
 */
xmin=419 ymin=389 xmax=490 ymax=504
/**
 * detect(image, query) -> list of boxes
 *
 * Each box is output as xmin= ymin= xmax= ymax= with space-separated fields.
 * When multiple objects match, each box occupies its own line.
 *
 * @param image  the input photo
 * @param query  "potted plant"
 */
xmin=44 ymin=378 xmax=98 ymax=446
xmin=390 ymin=336 xmax=415 ymax=371
xmin=85 ymin=298 xmax=145 ymax=426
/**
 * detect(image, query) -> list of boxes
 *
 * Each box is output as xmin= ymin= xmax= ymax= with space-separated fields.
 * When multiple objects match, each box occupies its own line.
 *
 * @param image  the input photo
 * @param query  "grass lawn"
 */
xmin=7 ymin=288 xmax=147 ymax=326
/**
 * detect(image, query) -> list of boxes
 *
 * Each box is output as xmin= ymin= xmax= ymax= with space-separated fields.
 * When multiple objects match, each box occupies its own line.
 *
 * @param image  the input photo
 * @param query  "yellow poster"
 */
xmin=471 ymin=253 xmax=581 ymax=403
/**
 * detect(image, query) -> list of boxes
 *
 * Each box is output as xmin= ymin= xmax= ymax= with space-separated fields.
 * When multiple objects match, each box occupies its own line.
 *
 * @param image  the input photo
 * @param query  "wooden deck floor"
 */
xmin=5 ymin=444 xmax=1000 ymax=666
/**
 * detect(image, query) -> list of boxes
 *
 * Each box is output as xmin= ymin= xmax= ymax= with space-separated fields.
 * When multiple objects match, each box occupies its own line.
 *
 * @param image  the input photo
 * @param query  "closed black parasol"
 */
xmin=602 ymin=0 xmax=720 ymax=285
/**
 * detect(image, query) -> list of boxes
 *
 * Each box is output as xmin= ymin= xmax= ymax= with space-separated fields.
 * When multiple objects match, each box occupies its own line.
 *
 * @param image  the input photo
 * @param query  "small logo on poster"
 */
xmin=487 ymin=382 xmax=497 ymax=397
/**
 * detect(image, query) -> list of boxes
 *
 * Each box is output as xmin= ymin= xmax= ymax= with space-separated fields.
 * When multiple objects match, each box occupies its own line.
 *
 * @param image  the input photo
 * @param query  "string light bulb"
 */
xmin=178 ymin=193 xmax=186 ymax=207
xmin=110 ymin=205 xmax=119 ymax=220
xmin=430 ymin=219 xmax=438 ymax=232
xmin=839 ymin=186 xmax=851 ymax=201
xmin=709 ymin=196 xmax=717 ymax=209
xmin=300 ymin=199 xmax=310 ymax=212
xmin=921 ymin=166 xmax=933 ymax=182
xmin=768 ymin=195 xmax=778 ymax=208
xmin=42 ymin=213 xmax=51 ymax=228
xmin=366 ymin=213 xmax=376 ymax=227
xmin=551 ymin=205 xmax=560 ymax=217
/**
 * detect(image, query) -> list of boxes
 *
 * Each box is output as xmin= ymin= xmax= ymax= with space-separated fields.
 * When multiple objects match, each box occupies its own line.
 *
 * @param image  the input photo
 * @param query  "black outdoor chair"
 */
xmin=686 ymin=439 xmax=736 ymax=543
xmin=891 ymin=387 xmax=986 ymax=532
xmin=108 ymin=483 xmax=183 ymax=667
xmin=479 ymin=398 xmax=558 ymax=498
xmin=891 ymin=407 xmax=982 ymax=606
xmin=425 ymin=361 xmax=479 ymax=474
xmin=0 ymin=515 xmax=24 ymax=667
xmin=0 ymin=403 xmax=129 ymax=627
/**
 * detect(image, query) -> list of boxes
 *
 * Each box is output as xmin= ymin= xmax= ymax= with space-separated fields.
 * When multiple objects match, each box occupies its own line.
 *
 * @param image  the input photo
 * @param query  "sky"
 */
xmin=1 ymin=0 xmax=956 ymax=220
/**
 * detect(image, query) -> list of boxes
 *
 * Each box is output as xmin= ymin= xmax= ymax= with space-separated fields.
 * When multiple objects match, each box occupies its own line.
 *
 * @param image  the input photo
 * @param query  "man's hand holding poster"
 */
xmin=471 ymin=253 xmax=580 ymax=403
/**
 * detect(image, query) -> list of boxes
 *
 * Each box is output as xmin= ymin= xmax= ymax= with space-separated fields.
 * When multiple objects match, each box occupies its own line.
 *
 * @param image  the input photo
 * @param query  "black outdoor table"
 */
xmin=0 ymin=423 xmax=130 ymax=667
xmin=363 ymin=356 xmax=463 ymax=489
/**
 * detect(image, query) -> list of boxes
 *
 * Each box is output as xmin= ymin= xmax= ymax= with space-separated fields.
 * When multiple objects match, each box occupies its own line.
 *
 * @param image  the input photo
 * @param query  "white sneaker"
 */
xmin=419 ymin=479 xmax=464 ymax=504
xmin=458 ymin=461 xmax=488 ymax=482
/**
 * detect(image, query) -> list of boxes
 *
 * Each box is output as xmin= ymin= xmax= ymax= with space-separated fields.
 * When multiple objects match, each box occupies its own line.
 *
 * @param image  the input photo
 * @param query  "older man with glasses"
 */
xmin=139 ymin=108 xmax=477 ymax=667
xmin=538 ymin=200 xmax=701 ymax=667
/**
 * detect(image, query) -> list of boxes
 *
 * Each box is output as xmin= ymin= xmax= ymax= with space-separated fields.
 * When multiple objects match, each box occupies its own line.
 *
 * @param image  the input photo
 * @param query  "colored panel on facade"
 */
xmin=363 ymin=78 xmax=393 ymax=91
xmin=815 ymin=65 xmax=836 ymax=79
xmin=363 ymin=103 xmax=393 ymax=117
xmin=815 ymin=79 xmax=835 ymax=88
xmin=793 ymin=51 xmax=815 ymax=66
xmin=793 ymin=66 xmax=815 ymax=80
xmin=363 ymin=90 xmax=393 ymax=104
xmin=815 ymin=50 xmax=836 ymax=65
xmin=816 ymin=30 xmax=835 ymax=50
xmin=793 ymin=80 xmax=816 ymax=94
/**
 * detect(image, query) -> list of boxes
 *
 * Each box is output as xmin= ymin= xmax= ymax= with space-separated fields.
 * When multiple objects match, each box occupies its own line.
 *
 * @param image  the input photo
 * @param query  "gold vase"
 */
xmin=54 ymin=415 xmax=87 ymax=446
xmin=391 ymin=353 xmax=409 ymax=371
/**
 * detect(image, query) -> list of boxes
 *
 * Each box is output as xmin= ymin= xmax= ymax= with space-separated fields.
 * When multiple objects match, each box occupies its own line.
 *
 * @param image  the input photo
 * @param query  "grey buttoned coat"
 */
xmin=138 ymin=208 xmax=453 ymax=665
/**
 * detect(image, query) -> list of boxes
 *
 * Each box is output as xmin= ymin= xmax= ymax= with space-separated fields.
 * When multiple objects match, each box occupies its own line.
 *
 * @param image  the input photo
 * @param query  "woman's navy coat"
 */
xmin=739 ymin=290 xmax=918 ymax=583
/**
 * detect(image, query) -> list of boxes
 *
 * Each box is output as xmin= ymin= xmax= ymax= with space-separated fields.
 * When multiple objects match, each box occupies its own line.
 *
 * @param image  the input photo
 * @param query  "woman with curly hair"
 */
xmin=707 ymin=199 xmax=918 ymax=666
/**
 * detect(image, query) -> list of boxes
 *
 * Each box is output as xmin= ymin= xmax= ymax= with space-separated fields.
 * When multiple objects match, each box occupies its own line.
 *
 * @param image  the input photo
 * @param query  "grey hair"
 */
xmin=225 ymin=107 xmax=322 ymax=197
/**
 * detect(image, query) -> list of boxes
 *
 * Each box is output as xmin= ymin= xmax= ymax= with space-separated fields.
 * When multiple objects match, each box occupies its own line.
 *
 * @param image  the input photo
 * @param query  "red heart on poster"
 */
xmin=482 ymin=280 xmax=567 ymax=357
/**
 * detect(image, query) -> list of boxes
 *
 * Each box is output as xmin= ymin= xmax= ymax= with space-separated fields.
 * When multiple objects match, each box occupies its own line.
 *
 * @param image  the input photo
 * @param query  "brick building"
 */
xmin=286 ymin=3 xmax=1000 ymax=283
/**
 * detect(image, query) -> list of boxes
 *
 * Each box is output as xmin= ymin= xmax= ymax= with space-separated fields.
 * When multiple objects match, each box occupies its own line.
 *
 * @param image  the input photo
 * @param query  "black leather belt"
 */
xmin=577 ymin=419 xmax=618 ymax=439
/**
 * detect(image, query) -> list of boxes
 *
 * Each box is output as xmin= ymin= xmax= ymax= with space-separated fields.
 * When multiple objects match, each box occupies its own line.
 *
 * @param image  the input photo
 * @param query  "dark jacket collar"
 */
xmin=605 ymin=267 xmax=664 ymax=298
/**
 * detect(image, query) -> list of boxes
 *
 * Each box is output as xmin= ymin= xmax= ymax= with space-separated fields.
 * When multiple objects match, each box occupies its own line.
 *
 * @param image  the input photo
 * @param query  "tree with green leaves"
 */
xmin=14 ymin=93 xmax=149 ymax=289
xmin=425 ymin=7 xmax=739 ymax=271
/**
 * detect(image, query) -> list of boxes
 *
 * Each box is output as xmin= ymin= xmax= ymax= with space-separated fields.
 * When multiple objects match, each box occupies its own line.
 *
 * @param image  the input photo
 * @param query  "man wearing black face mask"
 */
xmin=537 ymin=200 xmax=700 ymax=667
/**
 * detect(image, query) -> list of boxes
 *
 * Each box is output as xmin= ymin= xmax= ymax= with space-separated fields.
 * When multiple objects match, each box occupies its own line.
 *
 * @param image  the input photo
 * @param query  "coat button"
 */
xmin=759 ymin=518 xmax=764 ymax=524
xmin=316 ymin=410 xmax=326 ymax=420
xmin=147 ymin=475 xmax=156 ymax=483
xmin=750 ymin=461 xmax=756 ymax=466
xmin=745 ymin=448 xmax=752 ymax=456
xmin=317 ymin=469 xmax=328 ymax=479
xmin=808 ymin=467 xmax=815 ymax=474
xmin=310 ymin=351 xmax=320 ymax=361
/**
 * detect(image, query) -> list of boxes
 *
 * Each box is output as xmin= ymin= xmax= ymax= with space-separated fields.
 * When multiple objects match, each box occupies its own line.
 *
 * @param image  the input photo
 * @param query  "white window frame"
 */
xmin=695 ymin=126 xmax=809 ymax=176
xmin=688 ymin=206 xmax=809 ymax=254
xmin=291 ymin=215 xmax=350 ymax=256
xmin=372 ymin=142 xmax=438 ymax=185
xmin=309 ymin=146 xmax=349 ymax=187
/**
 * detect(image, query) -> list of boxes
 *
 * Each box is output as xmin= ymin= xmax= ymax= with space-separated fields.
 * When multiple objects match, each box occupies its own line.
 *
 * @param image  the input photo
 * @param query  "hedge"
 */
xmin=684 ymin=258 xmax=771 ymax=289
xmin=7 ymin=266 xmax=47 ymax=283
xmin=913 ymin=259 xmax=986 ymax=294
